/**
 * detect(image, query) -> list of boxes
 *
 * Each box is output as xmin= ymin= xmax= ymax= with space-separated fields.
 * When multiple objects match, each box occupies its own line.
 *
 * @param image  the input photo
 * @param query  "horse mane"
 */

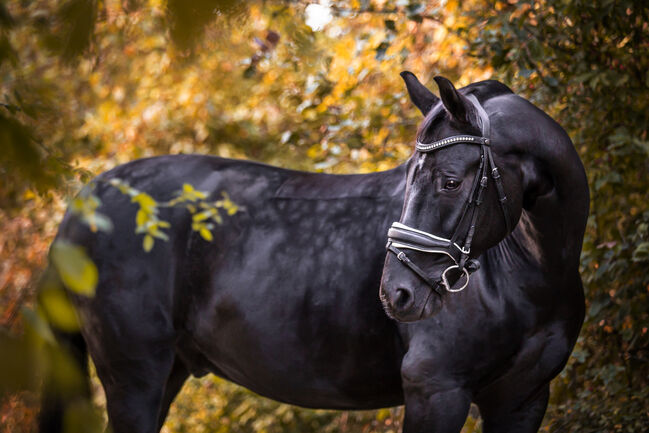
xmin=463 ymin=80 xmax=513 ymax=102
xmin=416 ymin=80 xmax=514 ymax=141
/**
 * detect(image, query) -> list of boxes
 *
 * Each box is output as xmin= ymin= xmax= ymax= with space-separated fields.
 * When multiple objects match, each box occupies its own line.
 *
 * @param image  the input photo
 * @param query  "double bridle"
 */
xmin=386 ymin=94 xmax=513 ymax=295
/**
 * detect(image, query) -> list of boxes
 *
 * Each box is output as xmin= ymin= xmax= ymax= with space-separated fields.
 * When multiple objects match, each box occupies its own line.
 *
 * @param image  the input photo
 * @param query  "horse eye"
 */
xmin=444 ymin=180 xmax=460 ymax=190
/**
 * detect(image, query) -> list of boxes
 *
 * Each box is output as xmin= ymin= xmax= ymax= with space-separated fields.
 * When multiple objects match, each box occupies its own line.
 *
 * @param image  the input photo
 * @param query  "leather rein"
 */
xmin=386 ymin=94 xmax=513 ymax=295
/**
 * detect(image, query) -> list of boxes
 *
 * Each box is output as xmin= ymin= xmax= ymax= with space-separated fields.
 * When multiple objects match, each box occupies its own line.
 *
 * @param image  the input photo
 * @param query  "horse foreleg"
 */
xmin=156 ymin=356 xmax=190 ymax=431
xmin=402 ymin=385 xmax=472 ymax=433
xmin=94 ymin=346 xmax=175 ymax=433
xmin=479 ymin=385 xmax=549 ymax=433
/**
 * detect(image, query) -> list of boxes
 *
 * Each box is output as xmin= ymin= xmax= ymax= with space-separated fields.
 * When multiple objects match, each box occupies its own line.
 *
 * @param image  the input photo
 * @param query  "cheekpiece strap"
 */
xmin=416 ymin=135 xmax=489 ymax=153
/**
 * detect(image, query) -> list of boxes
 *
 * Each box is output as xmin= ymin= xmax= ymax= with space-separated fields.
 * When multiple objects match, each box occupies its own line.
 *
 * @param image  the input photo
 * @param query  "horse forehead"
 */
xmin=416 ymin=146 xmax=480 ymax=172
xmin=419 ymin=117 xmax=461 ymax=143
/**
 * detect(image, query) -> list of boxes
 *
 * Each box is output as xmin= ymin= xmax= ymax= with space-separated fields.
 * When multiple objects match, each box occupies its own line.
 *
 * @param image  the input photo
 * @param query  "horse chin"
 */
xmin=419 ymin=293 xmax=441 ymax=319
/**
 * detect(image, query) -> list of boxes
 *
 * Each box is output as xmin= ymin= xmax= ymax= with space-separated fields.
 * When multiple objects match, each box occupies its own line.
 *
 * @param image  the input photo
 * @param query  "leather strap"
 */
xmin=387 ymin=243 xmax=444 ymax=296
xmin=485 ymin=146 xmax=513 ymax=233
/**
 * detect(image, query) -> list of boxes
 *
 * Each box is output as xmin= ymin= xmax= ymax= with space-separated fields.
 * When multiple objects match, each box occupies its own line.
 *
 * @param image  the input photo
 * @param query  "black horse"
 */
xmin=40 ymin=73 xmax=588 ymax=433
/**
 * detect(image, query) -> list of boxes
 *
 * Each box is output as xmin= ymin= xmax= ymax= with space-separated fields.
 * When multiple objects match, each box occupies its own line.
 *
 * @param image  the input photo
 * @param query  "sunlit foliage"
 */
xmin=1 ymin=0 xmax=647 ymax=432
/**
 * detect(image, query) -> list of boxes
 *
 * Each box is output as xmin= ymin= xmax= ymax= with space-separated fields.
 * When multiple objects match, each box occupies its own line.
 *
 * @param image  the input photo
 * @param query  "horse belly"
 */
xmin=186 ymin=321 xmax=404 ymax=410
xmin=181 ymin=261 xmax=404 ymax=409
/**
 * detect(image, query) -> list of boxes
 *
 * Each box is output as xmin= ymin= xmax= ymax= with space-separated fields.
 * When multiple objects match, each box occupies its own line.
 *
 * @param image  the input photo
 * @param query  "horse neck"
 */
xmin=488 ymin=141 xmax=589 ymax=285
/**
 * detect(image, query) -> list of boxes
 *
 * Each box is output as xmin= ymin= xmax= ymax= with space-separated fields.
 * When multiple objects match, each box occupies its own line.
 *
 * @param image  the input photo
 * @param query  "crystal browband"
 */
xmin=416 ymin=135 xmax=490 ymax=152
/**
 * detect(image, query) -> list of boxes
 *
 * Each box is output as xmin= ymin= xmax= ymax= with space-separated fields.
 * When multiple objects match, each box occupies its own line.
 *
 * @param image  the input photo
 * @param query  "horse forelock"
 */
xmin=416 ymin=105 xmax=446 ymax=142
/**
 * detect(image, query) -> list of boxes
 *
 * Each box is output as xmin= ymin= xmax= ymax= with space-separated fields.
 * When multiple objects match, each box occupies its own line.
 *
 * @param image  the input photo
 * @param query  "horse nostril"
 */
xmin=395 ymin=287 xmax=413 ymax=309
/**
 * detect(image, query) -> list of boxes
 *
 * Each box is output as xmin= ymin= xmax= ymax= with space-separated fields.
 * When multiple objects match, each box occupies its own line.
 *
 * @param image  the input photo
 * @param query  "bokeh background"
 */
xmin=1 ymin=0 xmax=648 ymax=432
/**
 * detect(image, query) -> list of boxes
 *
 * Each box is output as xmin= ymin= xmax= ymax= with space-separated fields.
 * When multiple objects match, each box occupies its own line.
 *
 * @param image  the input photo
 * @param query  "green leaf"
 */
xmin=50 ymin=241 xmax=98 ymax=296
xmin=588 ymin=298 xmax=610 ymax=318
xmin=632 ymin=242 xmax=649 ymax=262
xmin=39 ymin=287 xmax=79 ymax=332
xmin=0 ymin=331 xmax=38 ymax=396
xmin=21 ymin=307 xmax=55 ymax=345
xmin=519 ymin=68 xmax=534 ymax=78
xmin=56 ymin=0 xmax=98 ymax=59
xmin=63 ymin=400 xmax=104 ymax=433
xmin=86 ymin=212 xmax=113 ymax=233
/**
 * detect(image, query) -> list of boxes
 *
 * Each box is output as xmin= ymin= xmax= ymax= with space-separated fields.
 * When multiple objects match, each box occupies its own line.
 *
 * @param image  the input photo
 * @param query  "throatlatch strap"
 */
xmin=485 ymin=146 xmax=513 ymax=233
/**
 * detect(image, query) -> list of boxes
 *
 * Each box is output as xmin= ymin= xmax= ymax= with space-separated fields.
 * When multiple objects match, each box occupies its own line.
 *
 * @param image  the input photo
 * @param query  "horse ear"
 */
xmin=433 ymin=76 xmax=476 ymax=125
xmin=400 ymin=71 xmax=439 ymax=116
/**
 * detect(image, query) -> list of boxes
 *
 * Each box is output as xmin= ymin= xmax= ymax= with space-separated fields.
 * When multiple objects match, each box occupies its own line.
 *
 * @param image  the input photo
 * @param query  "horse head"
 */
xmin=379 ymin=72 xmax=553 ymax=322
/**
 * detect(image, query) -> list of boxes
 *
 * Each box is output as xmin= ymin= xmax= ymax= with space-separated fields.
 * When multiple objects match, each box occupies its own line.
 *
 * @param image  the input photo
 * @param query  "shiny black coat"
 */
xmin=42 ymin=76 xmax=588 ymax=433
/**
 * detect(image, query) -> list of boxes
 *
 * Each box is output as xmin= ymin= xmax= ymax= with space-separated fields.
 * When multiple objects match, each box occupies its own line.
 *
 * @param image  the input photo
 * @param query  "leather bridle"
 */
xmin=386 ymin=94 xmax=513 ymax=295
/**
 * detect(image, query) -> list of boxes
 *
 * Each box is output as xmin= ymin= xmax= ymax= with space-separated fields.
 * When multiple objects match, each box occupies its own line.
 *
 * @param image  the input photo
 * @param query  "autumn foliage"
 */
xmin=1 ymin=1 xmax=648 ymax=432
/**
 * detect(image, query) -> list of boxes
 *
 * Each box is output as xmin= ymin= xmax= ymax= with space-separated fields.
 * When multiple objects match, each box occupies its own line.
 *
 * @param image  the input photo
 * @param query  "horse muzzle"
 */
xmin=385 ymin=222 xmax=479 ymax=293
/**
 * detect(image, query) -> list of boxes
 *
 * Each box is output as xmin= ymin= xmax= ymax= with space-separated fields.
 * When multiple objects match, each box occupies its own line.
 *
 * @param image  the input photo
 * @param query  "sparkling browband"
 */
xmin=416 ymin=135 xmax=490 ymax=152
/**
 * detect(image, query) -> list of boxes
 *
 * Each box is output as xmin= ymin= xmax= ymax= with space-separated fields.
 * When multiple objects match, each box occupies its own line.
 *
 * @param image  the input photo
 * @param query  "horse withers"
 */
xmin=40 ymin=72 xmax=588 ymax=433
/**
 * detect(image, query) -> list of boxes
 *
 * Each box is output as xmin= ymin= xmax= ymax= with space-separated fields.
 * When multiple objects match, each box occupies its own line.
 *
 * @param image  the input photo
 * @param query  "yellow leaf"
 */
xmin=199 ymin=228 xmax=213 ymax=241
xmin=136 ymin=209 xmax=148 ymax=226
xmin=193 ymin=210 xmax=212 ymax=222
xmin=23 ymin=189 xmax=36 ymax=200
xmin=132 ymin=193 xmax=157 ymax=211
xmin=150 ymin=229 xmax=169 ymax=240
xmin=143 ymin=235 xmax=154 ymax=252
xmin=226 ymin=204 xmax=238 ymax=215
xmin=39 ymin=287 xmax=80 ymax=332
xmin=50 ymin=241 xmax=98 ymax=297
